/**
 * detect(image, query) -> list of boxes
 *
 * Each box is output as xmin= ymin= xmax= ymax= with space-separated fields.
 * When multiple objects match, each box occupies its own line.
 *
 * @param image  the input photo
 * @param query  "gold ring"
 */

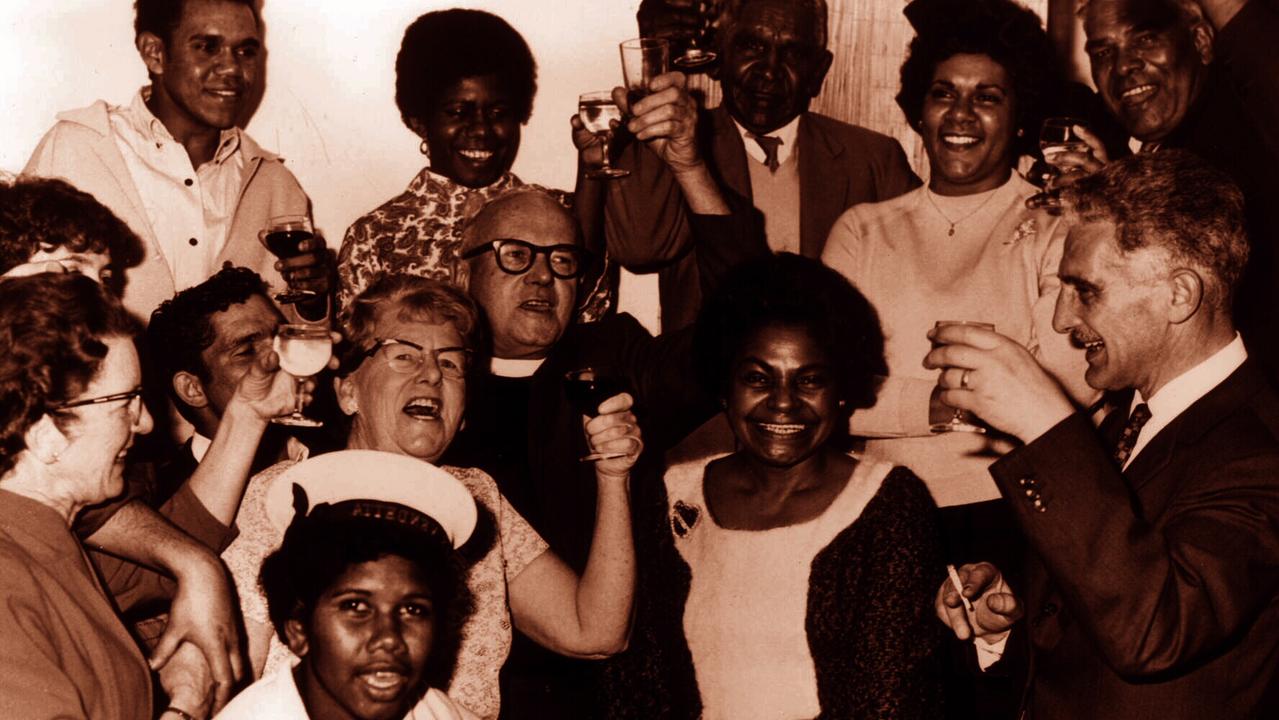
xmin=961 ymin=369 xmax=972 ymax=390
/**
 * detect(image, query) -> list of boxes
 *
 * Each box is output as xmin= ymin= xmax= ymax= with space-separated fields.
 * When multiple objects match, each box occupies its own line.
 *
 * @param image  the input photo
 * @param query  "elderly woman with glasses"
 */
xmin=0 ymin=273 xmax=212 ymax=720
xmin=222 ymin=273 xmax=642 ymax=719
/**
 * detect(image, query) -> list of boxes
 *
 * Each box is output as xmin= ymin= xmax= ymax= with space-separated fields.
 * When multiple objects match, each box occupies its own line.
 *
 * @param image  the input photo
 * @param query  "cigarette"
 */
xmin=947 ymin=563 xmax=974 ymax=613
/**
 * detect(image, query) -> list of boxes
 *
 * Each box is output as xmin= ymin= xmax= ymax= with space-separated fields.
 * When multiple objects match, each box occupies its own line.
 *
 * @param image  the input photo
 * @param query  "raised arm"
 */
xmin=507 ymin=393 xmax=641 ymax=657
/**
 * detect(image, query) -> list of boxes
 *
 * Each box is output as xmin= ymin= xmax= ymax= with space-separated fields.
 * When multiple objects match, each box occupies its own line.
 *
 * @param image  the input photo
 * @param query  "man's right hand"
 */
xmin=617 ymin=71 xmax=703 ymax=176
xmin=935 ymin=562 xmax=1023 ymax=643
xmin=224 ymin=345 xmax=304 ymax=426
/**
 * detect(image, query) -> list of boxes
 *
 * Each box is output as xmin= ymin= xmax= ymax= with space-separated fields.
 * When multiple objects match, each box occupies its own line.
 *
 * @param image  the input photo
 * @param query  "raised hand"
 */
xmin=935 ymin=561 xmax=1023 ymax=643
xmin=584 ymin=392 xmax=644 ymax=479
xmin=618 ymin=71 xmax=703 ymax=176
xmin=924 ymin=322 xmax=1075 ymax=443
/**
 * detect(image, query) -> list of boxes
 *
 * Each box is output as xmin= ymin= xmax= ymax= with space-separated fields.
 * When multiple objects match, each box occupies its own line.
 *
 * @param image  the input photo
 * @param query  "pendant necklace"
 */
xmin=924 ymin=186 xmax=1000 ymax=236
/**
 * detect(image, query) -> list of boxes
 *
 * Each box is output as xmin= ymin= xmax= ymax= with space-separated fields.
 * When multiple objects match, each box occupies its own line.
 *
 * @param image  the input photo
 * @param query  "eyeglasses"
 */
xmin=355 ymin=339 xmax=472 ymax=379
xmin=51 ymin=387 xmax=143 ymax=412
xmin=460 ymin=239 xmax=588 ymax=279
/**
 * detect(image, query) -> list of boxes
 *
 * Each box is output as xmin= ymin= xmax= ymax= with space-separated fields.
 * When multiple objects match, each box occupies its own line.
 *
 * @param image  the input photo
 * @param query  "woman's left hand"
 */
xmin=584 ymin=392 xmax=643 ymax=478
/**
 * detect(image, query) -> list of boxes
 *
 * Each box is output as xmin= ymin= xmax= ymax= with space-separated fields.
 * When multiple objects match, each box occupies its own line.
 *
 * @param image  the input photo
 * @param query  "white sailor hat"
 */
xmin=264 ymin=450 xmax=477 ymax=548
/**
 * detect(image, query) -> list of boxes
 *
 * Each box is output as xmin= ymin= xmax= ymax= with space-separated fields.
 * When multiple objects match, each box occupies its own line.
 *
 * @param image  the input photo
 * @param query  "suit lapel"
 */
xmin=710 ymin=106 xmax=752 ymax=202
xmin=797 ymin=114 xmax=847 ymax=259
xmin=1124 ymin=362 xmax=1263 ymax=490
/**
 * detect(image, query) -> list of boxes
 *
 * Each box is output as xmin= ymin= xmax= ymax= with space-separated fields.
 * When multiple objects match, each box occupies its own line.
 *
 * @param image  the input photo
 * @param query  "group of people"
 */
xmin=1 ymin=0 xmax=1278 ymax=719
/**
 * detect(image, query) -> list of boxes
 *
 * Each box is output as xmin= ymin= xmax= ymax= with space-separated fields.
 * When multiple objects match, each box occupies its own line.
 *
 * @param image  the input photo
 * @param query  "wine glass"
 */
xmin=259 ymin=215 xmax=317 ymax=304
xmin=271 ymin=324 xmax=332 ymax=427
xmin=672 ymin=1 xmax=718 ymax=70
xmin=620 ymin=38 xmax=670 ymax=108
xmin=928 ymin=321 xmax=995 ymax=434
xmin=1039 ymin=117 xmax=1090 ymax=174
xmin=579 ymin=92 xmax=629 ymax=180
xmin=565 ymin=367 xmax=634 ymax=461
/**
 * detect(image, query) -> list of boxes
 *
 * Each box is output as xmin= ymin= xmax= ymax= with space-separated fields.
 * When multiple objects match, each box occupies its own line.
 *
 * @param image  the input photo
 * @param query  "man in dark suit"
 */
xmin=600 ymin=0 xmax=918 ymax=332
xmin=930 ymin=151 xmax=1279 ymax=718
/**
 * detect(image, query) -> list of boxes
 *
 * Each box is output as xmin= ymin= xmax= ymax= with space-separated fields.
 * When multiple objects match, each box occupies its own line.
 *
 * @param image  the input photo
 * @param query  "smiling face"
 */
xmin=725 ymin=323 xmax=841 ymax=468
xmin=719 ymin=0 xmax=833 ymax=136
xmin=1053 ymin=220 xmax=1173 ymax=396
xmin=462 ymin=193 xmax=578 ymax=359
xmin=339 ymin=314 xmax=467 ymax=462
xmin=1084 ymin=0 xmax=1211 ymax=143
xmin=289 ymin=555 xmax=434 ymax=720
xmin=196 ymin=294 xmax=281 ymax=418
xmin=417 ymin=75 xmax=522 ymax=189
xmin=920 ymin=53 xmax=1015 ymax=196
xmin=54 ymin=337 xmax=154 ymax=507
xmin=141 ymin=0 xmax=262 ymax=139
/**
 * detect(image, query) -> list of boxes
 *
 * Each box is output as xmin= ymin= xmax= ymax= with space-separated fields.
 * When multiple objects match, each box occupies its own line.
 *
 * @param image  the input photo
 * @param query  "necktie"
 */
xmin=748 ymin=133 xmax=782 ymax=172
xmin=1113 ymin=403 xmax=1152 ymax=466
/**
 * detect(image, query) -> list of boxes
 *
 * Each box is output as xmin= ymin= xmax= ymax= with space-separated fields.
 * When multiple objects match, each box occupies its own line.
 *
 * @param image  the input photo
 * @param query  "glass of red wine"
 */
xmin=565 ymin=367 xmax=634 ymax=462
xmin=259 ymin=215 xmax=317 ymax=304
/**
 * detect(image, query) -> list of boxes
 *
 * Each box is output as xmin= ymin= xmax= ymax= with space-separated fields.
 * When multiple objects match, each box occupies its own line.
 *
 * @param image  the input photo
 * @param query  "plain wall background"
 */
xmin=1 ymin=0 xmax=1051 ymax=243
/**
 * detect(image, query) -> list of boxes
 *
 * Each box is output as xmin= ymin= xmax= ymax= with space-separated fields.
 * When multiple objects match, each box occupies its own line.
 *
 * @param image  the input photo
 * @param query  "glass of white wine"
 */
xmin=579 ymin=91 xmax=628 ymax=180
xmin=271 ymin=324 xmax=332 ymax=427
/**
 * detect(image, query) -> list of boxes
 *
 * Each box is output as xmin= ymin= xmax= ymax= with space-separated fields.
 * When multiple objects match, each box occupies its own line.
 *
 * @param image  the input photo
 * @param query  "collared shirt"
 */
xmin=109 ymin=88 xmax=245 ymax=292
xmin=733 ymin=115 xmax=801 ymax=168
xmin=191 ymin=431 xmax=309 ymax=463
xmin=1125 ymin=334 xmax=1247 ymax=469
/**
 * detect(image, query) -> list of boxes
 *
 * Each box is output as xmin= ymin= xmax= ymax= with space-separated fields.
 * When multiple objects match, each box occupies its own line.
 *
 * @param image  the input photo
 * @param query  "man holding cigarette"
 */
xmin=931 ymin=151 xmax=1279 ymax=719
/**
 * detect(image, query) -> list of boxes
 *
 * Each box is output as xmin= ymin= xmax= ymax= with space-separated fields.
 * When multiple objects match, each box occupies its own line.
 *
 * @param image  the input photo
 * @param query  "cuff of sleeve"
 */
xmin=160 ymin=484 xmax=238 ymax=553
xmin=976 ymin=633 xmax=1010 ymax=671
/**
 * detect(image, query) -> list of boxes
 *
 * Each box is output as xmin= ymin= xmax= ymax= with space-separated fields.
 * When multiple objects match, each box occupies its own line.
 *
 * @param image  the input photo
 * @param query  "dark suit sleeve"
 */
xmin=688 ymin=190 xmax=768 ymax=301
xmin=604 ymin=140 xmax=696 ymax=270
xmin=989 ymin=411 xmax=1279 ymax=678
xmin=1214 ymin=0 xmax=1279 ymax=160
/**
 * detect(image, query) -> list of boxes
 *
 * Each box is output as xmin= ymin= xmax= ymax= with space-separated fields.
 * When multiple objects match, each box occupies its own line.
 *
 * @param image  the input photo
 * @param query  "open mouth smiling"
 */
xmin=403 ymin=397 xmax=441 ymax=420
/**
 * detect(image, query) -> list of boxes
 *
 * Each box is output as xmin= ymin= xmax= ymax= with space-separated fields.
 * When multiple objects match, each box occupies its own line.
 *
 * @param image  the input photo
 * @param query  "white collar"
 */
xmin=733 ymin=115 xmax=801 ymax=167
xmin=489 ymin=356 xmax=546 ymax=378
xmin=1125 ymin=334 xmax=1247 ymax=468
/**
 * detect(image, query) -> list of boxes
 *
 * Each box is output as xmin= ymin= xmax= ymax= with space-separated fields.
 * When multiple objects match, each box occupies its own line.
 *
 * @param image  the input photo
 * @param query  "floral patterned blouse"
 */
xmin=222 ymin=460 xmax=549 ymax=720
xmin=336 ymin=168 xmax=611 ymax=322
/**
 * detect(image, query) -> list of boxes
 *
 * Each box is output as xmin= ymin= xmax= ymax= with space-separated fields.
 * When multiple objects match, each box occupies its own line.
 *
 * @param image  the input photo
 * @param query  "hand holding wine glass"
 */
xmin=621 ymin=37 xmax=670 ymax=108
xmin=1026 ymin=118 xmax=1110 ymax=212
xmin=578 ymin=91 xmax=628 ymax=179
xmin=271 ymin=324 xmax=333 ymax=427
xmin=259 ymin=215 xmax=330 ymax=307
xmin=566 ymin=368 xmax=640 ymax=461
xmin=580 ymin=388 xmax=644 ymax=473
xmin=619 ymin=71 xmax=703 ymax=176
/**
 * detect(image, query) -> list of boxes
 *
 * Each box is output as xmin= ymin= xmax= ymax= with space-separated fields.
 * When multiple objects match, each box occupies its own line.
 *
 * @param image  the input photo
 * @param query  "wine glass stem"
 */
xmin=293 ymin=376 xmax=306 ymax=418
xmin=599 ymin=134 xmax=612 ymax=171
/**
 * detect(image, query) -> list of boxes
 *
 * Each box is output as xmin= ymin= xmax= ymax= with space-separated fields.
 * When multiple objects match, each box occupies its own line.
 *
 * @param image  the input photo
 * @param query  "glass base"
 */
xmin=586 ymin=167 xmax=631 ymax=179
xmin=271 ymin=414 xmax=324 ymax=428
xmin=673 ymin=49 xmax=716 ymax=69
xmin=930 ymin=421 xmax=986 ymax=434
xmin=274 ymin=290 xmax=318 ymax=305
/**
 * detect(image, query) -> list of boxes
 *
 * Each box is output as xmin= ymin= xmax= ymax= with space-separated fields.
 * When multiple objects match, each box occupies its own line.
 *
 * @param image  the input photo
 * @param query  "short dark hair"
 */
xmin=721 ymin=0 xmax=829 ymax=49
xmin=0 ymin=175 xmax=144 ymax=293
xmin=898 ymin=0 xmax=1064 ymax=159
xmin=1061 ymin=150 xmax=1249 ymax=311
xmin=146 ymin=265 xmax=272 ymax=384
xmin=340 ymin=274 xmax=483 ymax=376
xmin=259 ymin=505 xmax=472 ymax=689
xmin=134 ymin=0 xmax=259 ymax=44
xmin=395 ymin=9 xmax=537 ymax=132
xmin=0 ymin=273 xmax=139 ymax=475
xmin=693 ymin=253 xmax=887 ymax=414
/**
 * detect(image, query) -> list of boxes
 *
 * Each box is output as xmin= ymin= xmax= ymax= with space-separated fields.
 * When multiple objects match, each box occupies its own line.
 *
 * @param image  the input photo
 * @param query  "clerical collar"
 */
xmin=490 ymin=357 xmax=546 ymax=377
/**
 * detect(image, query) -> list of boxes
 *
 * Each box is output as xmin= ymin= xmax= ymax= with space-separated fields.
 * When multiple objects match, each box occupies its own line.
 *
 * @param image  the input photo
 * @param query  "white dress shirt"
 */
xmin=110 ymin=88 xmax=246 ymax=292
xmin=1125 ymin=334 xmax=1247 ymax=469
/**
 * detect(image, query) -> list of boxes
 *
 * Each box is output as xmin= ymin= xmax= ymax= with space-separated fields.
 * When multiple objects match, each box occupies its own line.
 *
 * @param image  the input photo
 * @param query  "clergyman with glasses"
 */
xmin=440 ymin=186 xmax=721 ymax=716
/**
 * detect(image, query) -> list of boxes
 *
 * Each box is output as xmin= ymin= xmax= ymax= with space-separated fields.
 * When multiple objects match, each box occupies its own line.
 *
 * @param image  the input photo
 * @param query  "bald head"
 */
xmin=459 ymin=188 xmax=581 ymax=360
